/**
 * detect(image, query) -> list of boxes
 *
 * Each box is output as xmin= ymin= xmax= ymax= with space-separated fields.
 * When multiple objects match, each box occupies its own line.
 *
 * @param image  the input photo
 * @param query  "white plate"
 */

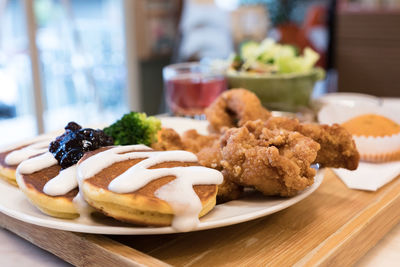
xmin=0 ymin=117 xmax=324 ymax=235
xmin=318 ymin=103 xmax=400 ymax=125
xmin=314 ymin=92 xmax=381 ymax=108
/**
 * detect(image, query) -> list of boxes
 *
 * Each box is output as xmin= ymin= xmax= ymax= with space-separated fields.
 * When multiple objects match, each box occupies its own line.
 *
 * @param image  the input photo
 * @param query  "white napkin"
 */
xmin=333 ymin=161 xmax=400 ymax=191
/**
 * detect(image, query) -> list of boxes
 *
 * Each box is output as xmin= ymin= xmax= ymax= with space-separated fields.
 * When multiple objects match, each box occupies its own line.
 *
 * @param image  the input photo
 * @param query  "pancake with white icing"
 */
xmin=77 ymin=145 xmax=223 ymax=230
xmin=16 ymin=152 xmax=80 ymax=219
xmin=0 ymin=138 xmax=51 ymax=186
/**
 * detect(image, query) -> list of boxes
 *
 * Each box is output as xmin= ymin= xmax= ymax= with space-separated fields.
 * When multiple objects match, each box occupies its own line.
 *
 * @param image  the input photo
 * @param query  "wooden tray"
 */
xmin=1 ymin=169 xmax=400 ymax=266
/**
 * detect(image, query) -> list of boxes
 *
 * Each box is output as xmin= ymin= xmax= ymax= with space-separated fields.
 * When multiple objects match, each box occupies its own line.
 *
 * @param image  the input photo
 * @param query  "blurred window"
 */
xmin=0 ymin=0 xmax=36 ymax=144
xmin=0 ymin=0 xmax=128 ymax=145
xmin=35 ymin=0 xmax=127 ymax=131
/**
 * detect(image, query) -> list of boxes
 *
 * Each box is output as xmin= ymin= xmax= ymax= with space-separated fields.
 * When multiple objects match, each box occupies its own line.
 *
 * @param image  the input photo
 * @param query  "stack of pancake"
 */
xmin=1 ymin=135 xmax=222 ymax=231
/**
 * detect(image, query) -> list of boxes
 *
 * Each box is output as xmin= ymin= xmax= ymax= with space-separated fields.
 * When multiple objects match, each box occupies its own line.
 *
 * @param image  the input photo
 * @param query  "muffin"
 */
xmin=341 ymin=114 xmax=400 ymax=162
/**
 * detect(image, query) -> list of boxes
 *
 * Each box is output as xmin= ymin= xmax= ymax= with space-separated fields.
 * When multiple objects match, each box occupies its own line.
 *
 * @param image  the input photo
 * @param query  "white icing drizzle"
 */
xmin=107 ymin=151 xmax=199 ymax=193
xmin=43 ymin=165 xmax=78 ymax=196
xmin=154 ymin=166 xmax=223 ymax=231
xmin=16 ymin=150 xmax=87 ymax=215
xmin=77 ymin=144 xmax=152 ymax=185
xmin=73 ymin=192 xmax=95 ymax=219
xmin=5 ymin=139 xmax=51 ymax=165
xmin=13 ymin=140 xmax=91 ymax=218
xmin=18 ymin=152 xmax=58 ymax=174
xmin=77 ymin=145 xmax=223 ymax=231
xmin=17 ymin=151 xmax=78 ymax=197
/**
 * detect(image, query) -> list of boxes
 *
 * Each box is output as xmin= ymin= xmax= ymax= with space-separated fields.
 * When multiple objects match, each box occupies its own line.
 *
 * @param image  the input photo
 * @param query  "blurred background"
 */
xmin=0 ymin=0 xmax=399 ymax=144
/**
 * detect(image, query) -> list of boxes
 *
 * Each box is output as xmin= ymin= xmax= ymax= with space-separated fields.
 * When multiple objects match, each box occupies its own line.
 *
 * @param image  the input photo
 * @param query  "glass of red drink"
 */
xmin=163 ymin=62 xmax=227 ymax=117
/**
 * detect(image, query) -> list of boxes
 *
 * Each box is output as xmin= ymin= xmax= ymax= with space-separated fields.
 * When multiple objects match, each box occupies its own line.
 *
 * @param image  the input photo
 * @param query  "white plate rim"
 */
xmin=0 ymin=171 xmax=324 ymax=235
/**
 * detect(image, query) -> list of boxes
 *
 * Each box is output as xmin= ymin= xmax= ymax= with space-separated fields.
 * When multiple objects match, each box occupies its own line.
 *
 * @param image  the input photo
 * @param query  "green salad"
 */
xmin=228 ymin=38 xmax=320 ymax=75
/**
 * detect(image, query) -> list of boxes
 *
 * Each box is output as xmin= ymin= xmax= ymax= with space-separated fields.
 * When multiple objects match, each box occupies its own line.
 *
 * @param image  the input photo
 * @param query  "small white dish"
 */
xmin=318 ymin=103 xmax=400 ymax=125
xmin=314 ymin=92 xmax=381 ymax=108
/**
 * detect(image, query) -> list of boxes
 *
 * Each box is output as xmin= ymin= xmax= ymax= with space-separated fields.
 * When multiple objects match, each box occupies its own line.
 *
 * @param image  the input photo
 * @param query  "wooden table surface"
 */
xmin=3 ymin=218 xmax=400 ymax=266
xmin=2 ymin=169 xmax=400 ymax=266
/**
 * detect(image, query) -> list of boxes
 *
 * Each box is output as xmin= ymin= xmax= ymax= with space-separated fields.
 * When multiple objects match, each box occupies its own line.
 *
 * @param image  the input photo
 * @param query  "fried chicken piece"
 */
xmin=205 ymin=88 xmax=271 ymax=133
xmin=153 ymin=128 xmax=220 ymax=153
xmin=181 ymin=129 xmax=219 ymax=153
xmin=152 ymin=128 xmax=244 ymax=202
xmin=220 ymin=120 xmax=320 ymax=197
xmin=195 ymin=138 xmax=244 ymax=202
xmin=297 ymin=123 xmax=359 ymax=170
xmin=195 ymin=139 xmax=222 ymax=169
xmin=216 ymin=179 xmax=244 ymax=203
xmin=204 ymin=88 xmax=359 ymax=170
xmin=151 ymin=128 xmax=185 ymax=151
xmin=264 ymin=117 xmax=360 ymax=170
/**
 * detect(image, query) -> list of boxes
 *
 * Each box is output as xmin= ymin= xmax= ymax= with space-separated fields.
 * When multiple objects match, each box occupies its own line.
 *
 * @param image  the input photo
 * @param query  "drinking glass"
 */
xmin=163 ymin=62 xmax=227 ymax=117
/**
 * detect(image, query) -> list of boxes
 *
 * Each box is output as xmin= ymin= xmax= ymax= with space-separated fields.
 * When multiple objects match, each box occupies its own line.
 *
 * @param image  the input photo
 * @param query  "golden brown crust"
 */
xmin=181 ymin=129 xmax=220 ymax=153
xmin=216 ymin=178 xmax=243 ymax=203
xmin=264 ymin=117 xmax=360 ymax=170
xmin=151 ymin=128 xmax=185 ymax=151
xmin=205 ymin=88 xmax=271 ymax=133
xmin=220 ymin=120 xmax=320 ymax=197
xmin=193 ymin=137 xmax=244 ymax=202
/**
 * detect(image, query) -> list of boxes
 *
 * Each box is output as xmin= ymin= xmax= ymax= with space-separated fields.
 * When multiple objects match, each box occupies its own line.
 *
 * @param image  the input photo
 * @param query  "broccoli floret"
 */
xmin=103 ymin=112 xmax=161 ymax=146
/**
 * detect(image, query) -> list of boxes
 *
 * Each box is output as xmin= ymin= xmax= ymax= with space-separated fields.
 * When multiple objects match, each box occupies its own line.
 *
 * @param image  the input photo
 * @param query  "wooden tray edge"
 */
xmin=0 ymin=213 xmax=170 ymax=267
xmin=296 ymin=173 xmax=400 ymax=266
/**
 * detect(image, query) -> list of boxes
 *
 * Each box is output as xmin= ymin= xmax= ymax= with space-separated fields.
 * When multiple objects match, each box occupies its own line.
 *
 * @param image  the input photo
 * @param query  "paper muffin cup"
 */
xmin=318 ymin=103 xmax=400 ymax=163
xmin=353 ymin=134 xmax=400 ymax=162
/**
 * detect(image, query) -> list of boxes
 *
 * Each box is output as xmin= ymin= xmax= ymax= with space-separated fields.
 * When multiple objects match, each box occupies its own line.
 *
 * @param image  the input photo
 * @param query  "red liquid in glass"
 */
xmin=165 ymin=74 xmax=226 ymax=116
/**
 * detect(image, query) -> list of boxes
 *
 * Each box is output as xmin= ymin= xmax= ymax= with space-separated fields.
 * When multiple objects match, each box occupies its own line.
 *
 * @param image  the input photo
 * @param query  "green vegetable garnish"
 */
xmin=240 ymin=41 xmax=260 ymax=61
xmin=229 ymin=38 xmax=320 ymax=75
xmin=103 ymin=112 xmax=161 ymax=146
